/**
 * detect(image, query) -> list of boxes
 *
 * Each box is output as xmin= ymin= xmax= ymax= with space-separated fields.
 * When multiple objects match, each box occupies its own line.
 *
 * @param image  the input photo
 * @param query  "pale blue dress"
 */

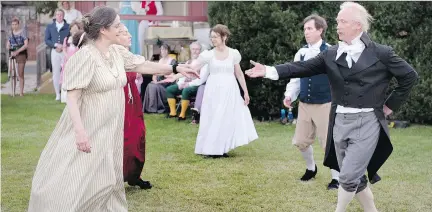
xmin=120 ymin=0 xmax=141 ymax=55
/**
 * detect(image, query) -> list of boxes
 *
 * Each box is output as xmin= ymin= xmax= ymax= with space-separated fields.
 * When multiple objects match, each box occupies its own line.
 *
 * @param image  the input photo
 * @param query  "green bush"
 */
xmin=208 ymin=1 xmax=432 ymax=124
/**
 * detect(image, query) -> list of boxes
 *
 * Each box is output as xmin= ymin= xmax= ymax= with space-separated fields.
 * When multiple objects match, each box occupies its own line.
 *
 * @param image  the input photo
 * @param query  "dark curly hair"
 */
xmin=82 ymin=6 xmax=117 ymax=40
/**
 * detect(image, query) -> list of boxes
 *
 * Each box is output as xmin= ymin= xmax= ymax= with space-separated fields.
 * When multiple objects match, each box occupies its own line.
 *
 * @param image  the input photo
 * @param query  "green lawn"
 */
xmin=2 ymin=94 xmax=432 ymax=212
xmin=1 ymin=72 xmax=8 ymax=84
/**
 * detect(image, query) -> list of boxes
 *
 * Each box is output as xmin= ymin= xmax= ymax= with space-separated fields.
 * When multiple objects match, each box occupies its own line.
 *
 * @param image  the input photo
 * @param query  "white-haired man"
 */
xmin=245 ymin=2 xmax=418 ymax=211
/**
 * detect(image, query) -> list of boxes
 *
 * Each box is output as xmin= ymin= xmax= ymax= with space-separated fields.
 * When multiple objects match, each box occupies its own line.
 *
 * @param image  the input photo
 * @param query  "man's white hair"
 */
xmin=190 ymin=41 xmax=203 ymax=52
xmin=340 ymin=2 xmax=374 ymax=32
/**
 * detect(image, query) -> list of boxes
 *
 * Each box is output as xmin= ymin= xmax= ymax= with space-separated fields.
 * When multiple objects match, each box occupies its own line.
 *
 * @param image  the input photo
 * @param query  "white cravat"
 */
xmin=335 ymin=32 xmax=374 ymax=113
xmin=298 ymin=46 xmax=321 ymax=60
xmin=336 ymin=36 xmax=365 ymax=68
xmin=302 ymin=39 xmax=323 ymax=59
xmin=55 ymin=21 xmax=64 ymax=32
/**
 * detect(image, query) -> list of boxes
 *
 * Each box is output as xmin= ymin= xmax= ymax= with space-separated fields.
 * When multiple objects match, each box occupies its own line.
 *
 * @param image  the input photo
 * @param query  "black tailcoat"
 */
xmin=273 ymin=33 xmax=418 ymax=181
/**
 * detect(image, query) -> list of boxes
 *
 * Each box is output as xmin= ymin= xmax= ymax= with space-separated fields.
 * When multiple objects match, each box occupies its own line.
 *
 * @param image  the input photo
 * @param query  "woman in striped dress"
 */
xmin=28 ymin=6 xmax=197 ymax=212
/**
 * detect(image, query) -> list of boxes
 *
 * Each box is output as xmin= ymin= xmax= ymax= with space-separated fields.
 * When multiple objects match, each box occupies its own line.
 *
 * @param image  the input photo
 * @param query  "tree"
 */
xmin=362 ymin=2 xmax=432 ymax=124
xmin=208 ymin=1 xmax=302 ymax=119
xmin=29 ymin=1 xmax=58 ymax=17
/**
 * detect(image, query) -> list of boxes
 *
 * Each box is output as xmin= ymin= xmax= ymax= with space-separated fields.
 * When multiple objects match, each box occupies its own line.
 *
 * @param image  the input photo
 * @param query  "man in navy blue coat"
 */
xmin=45 ymin=8 xmax=70 ymax=101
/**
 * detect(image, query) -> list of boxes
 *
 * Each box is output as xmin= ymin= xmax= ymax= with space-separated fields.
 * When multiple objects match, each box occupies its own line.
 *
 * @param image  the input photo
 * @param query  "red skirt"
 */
xmin=123 ymin=72 xmax=146 ymax=182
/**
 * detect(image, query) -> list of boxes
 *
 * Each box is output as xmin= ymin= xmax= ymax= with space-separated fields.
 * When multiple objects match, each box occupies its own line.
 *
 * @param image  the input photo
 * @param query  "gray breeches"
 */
xmin=333 ymin=111 xmax=380 ymax=192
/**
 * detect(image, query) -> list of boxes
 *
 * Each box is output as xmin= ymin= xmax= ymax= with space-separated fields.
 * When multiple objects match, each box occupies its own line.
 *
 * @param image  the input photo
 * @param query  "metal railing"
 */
xmin=36 ymin=43 xmax=47 ymax=87
xmin=118 ymin=15 xmax=208 ymax=22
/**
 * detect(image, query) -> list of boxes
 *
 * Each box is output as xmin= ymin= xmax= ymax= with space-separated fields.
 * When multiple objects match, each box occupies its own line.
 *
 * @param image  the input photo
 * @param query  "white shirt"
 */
xmin=284 ymin=39 xmax=329 ymax=102
xmin=55 ymin=21 xmax=64 ymax=32
xmin=64 ymin=9 xmax=82 ymax=24
xmin=264 ymin=32 xmax=374 ymax=114
xmin=52 ymin=21 xmax=64 ymax=48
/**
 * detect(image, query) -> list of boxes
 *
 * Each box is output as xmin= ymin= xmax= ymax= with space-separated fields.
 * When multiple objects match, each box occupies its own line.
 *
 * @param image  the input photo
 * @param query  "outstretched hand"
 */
xmin=178 ymin=64 xmax=200 ymax=79
xmin=156 ymin=75 xmax=176 ymax=84
xmin=245 ymin=60 xmax=266 ymax=78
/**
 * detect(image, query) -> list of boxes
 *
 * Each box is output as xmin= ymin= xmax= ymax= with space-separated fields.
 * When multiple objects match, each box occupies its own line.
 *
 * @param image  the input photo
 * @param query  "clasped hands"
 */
xmin=175 ymin=63 xmax=200 ymax=80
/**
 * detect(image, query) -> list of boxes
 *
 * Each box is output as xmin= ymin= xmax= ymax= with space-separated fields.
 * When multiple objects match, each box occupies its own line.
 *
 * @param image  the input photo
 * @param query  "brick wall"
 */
xmin=188 ymin=1 xmax=208 ymax=16
xmin=25 ymin=19 xmax=42 ymax=60
xmin=75 ymin=1 xmax=106 ymax=15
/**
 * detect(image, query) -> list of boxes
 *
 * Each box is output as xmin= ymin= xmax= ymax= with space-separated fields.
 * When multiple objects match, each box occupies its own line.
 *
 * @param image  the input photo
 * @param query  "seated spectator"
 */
xmin=162 ymin=42 xmax=208 ymax=121
xmin=142 ymin=44 xmax=176 ymax=113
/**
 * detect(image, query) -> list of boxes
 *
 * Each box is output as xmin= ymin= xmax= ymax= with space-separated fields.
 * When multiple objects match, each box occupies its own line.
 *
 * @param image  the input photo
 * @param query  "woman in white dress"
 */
xmin=189 ymin=24 xmax=258 ymax=157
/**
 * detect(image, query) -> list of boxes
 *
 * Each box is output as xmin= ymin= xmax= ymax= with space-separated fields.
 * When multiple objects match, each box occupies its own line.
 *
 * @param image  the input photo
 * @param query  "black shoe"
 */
xmin=191 ymin=109 xmax=200 ymax=124
xmin=178 ymin=116 xmax=186 ymax=121
xmin=128 ymin=178 xmax=152 ymax=190
xmin=370 ymin=173 xmax=381 ymax=184
xmin=300 ymin=165 xmax=317 ymax=181
xmin=204 ymin=154 xmax=228 ymax=159
xmin=327 ymin=179 xmax=339 ymax=190
xmin=136 ymin=179 xmax=152 ymax=190
xmin=166 ymin=114 xmax=177 ymax=118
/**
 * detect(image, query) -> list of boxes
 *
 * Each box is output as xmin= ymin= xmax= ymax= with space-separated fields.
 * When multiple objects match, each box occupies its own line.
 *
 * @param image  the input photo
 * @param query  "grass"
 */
xmin=1 ymin=72 xmax=8 ymax=84
xmin=1 ymin=94 xmax=432 ymax=212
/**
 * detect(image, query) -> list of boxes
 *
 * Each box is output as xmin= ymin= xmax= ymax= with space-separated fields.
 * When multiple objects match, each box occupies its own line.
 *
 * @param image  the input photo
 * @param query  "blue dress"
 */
xmin=120 ymin=0 xmax=141 ymax=55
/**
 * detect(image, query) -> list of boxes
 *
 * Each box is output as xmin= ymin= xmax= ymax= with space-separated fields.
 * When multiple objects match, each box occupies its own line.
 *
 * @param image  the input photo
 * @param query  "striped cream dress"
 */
xmin=28 ymin=44 xmax=145 ymax=212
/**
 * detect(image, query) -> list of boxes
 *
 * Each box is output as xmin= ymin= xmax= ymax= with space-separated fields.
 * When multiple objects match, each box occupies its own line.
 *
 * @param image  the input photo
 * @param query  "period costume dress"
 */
xmin=28 ymin=43 xmax=145 ymax=212
xmin=123 ymin=72 xmax=149 ymax=188
xmin=194 ymin=48 xmax=258 ymax=156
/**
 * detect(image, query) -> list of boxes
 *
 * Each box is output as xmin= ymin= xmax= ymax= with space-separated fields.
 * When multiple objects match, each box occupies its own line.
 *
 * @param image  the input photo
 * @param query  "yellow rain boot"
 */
xmin=178 ymin=100 xmax=190 ymax=120
xmin=167 ymin=98 xmax=177 ymax=117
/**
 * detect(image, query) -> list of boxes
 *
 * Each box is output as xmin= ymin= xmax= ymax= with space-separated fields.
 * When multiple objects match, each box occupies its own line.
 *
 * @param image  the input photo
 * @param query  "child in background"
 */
xmin=60 ymin=21 xmax=82 ymax=103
